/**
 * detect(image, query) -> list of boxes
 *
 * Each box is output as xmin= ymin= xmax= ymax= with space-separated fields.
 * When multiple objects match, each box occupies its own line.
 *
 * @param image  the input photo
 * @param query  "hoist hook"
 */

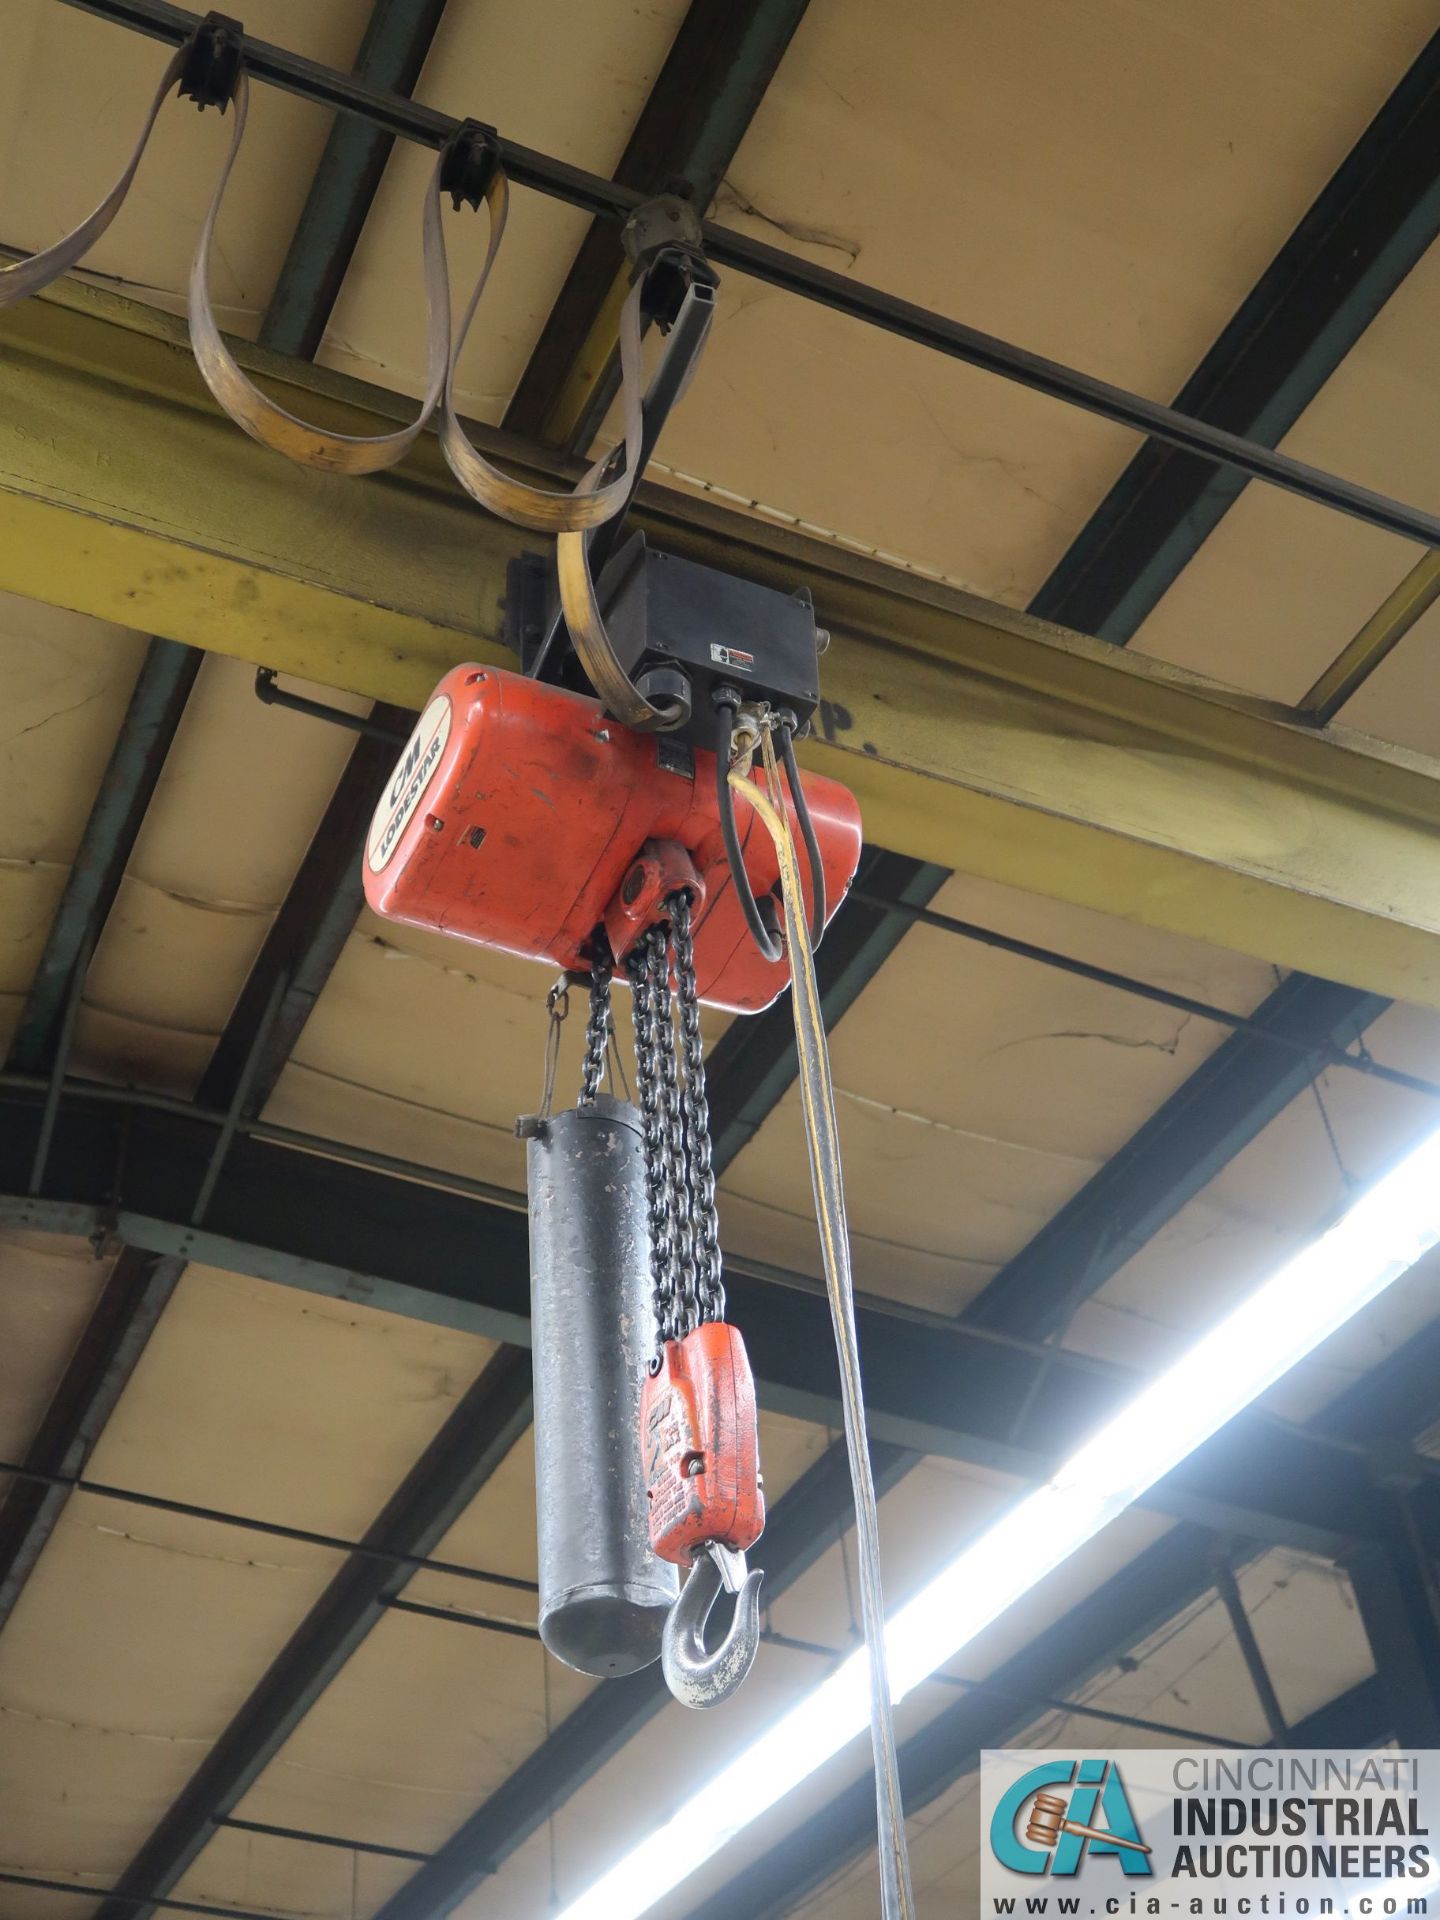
xmin=661 ymin=1545 xmax=763 ymax=1710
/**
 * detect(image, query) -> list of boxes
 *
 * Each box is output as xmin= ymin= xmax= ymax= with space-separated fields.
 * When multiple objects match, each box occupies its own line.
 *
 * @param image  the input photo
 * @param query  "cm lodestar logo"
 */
xmin=991 ymin=1760 xmax=1154 ymax=1878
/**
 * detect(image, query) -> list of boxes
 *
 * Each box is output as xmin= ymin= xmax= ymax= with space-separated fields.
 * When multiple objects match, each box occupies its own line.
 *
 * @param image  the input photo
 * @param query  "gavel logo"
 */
xmin=1025 ymin=1791 xmax=1152 ymax=1857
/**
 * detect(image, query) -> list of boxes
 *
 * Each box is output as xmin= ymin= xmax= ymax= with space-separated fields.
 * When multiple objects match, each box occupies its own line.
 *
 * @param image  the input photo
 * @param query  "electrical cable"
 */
xmin=189 ymin=70 xmax=451 ymax=473
xmin=0 ymin=1869 xmax=280 ymax=1920
xmin=777 ymin=715 xmax=826 ymax=946
xmin=730 ymin=748 xmax=916 ymax=1920
xmin=714 ymin=702 xmax=783 ymax=962
xmin=0 ymin=22 xmax=669 ymax=533
xmin=438 ymin=176 xmax=650 ymax=533
xmin=193 ymin=72 xmax=654 ymax=522
xmin=552 ymin=282 xmax=700 ymax=730
xmin=0 ymin=44 xmax=184 ymax=308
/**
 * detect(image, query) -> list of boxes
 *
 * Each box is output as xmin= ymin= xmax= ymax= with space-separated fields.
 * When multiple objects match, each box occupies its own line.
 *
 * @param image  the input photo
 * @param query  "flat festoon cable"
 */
xmin=553 ymin=279 xmax=715 ymax=729
xmin=731 ymin=747 xmax=917 ymax=1920
xmin=0 ymin=47 xmax=185 ymax=309
xmin=189 ymin=71 xmax=665 ymax=524
xmin=438 ymin=174 xmax=652 ymax=532
xmin=188 ymin=69 xmax=451 ymax=475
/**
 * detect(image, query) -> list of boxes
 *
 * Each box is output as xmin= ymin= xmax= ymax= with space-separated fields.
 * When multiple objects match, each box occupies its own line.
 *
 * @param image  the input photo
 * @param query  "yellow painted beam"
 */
xmin=1298 ymin=551 xmax=1440 ymax=725
xmin=6 ymin=278 xmax=1440 ymax=1006
xmin=0 ymin=280 xmax=515 ymax=706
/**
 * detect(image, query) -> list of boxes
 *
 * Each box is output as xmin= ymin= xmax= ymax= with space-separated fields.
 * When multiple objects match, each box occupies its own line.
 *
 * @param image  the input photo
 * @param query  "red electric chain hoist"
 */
xmin=363 ymin=619 xmax=861 ymax=1013
xmin=368 ymin=505 xmax=859 ymax=1711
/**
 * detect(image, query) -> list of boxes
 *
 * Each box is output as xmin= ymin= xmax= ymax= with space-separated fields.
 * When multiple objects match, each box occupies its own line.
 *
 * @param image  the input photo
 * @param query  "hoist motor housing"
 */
xmin=363 ymin=663 xmax=862 ymax=1013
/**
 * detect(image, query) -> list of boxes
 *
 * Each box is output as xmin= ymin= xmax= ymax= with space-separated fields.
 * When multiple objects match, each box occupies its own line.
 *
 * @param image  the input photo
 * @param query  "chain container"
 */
xmin=362 ymin=663 xmax=862 ymax=1013
xmin=527 ymin=1096 xmax=679 ymax=1676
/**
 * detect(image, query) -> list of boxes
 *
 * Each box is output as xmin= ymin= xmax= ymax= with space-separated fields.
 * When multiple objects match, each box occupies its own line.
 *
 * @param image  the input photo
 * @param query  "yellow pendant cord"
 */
xmin=731 ymin=746 xmax=916 ymax=1920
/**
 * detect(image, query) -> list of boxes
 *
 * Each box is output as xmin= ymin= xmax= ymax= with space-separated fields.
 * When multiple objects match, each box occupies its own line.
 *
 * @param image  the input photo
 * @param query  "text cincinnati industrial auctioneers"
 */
xmin=1166 ymin=1757 xmax=1430 ymax=1886
xmin=982 ymin=1752 xmax=1440 ymax=1919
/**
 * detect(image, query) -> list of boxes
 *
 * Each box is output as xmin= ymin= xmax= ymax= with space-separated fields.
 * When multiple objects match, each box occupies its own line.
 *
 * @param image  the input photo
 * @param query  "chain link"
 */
xmin=624 ymin=894 xmax=727 ymax=1359
xmin=649 ymin=923 xmax=699 ymax=1339
xmin=671 ymin=893 xmax=725 ymax=1323
xmin=542 ymin=908 xmax=723 ymax=1359
xmin=630 ymin=928 xmax=679 ymax=1349
xmin=578 ymin=958 xmax=613 ymax=1107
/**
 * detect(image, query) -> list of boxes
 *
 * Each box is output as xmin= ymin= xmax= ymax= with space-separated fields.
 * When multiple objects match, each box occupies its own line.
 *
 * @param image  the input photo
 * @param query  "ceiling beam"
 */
xmin=549 ymin=14 xmax=1440 ymax=1194
xmin=1213 ymin=1550 xmax=1289 ymax=1743
xmin=871 ymin=24 xmax=1440 ymax=1337
xmin=1032 ymin=26 xmax=1440 ymax=643
xmin=964 ymin=972 xmax=1390 ymax=1338
xmin=12 ymin=0 xmax=444 ymax=1140
xmin=977 ymin=30 xmax=1436 ymax=1348
xmin=0 ymin=1245 xmax=184 ymax=1634
xmin=259 ymin=0 xmax=449 ymax=361
xmin=8 ymin=22 xmax=1436 ymax=1912
xmin=8 ymin=287 xmax=1440 ymax=1005
xmin=504 ymin=0 xmax=810 ymax=449
xmin=0 ymin=0 xmax=452 ymax=1684
xmin=1345 ymin=1493 xmax=1440 ymax=1747
xmin=195 ymin=718 xmax=408 ymax=1113
xmin=199 ymin=0 xmax=444 ymax=1114
xmin=1285 ymin=1674 xmax=1387 ymax=1749
xmin=4 ymin=1083 xmax=1430 ymax=1559
xmin=45 ymin=0 xmax=1440 ymax=555
xmin=6 ymin=636 xmax=200 ymax=1075
xmin=680 ymin=5 xmax=1440 ymax=1202
xmin=89 ymin=1343 xmax=534 ymax=1920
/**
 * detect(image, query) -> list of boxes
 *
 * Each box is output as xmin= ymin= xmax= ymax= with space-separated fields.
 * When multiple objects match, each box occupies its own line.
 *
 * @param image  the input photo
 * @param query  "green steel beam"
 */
xmin=260 ymin=0 xmax=449 ymax=361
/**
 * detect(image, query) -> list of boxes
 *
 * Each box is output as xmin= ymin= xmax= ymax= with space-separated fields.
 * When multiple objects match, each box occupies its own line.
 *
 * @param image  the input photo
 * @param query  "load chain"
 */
xmin=576 ymin=896 xmax=724 ymax=1355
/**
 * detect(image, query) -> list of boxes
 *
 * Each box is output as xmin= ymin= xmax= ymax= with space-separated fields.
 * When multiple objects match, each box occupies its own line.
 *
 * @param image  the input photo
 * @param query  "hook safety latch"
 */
xmin=661 ymin=1541 xmax=763 ymax=1710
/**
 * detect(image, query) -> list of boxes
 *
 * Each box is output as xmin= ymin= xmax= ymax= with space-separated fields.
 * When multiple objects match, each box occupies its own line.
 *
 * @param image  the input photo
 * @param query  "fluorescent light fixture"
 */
xmin=556 ymin=1124 xmax=1440 ymax=1920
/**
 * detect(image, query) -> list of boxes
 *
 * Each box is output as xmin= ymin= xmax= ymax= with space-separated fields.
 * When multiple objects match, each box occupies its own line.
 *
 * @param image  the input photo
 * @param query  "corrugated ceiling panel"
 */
xmin=0 ymin=1262 xmax=496 ymax=1893
xmin=0 ymin=1230 xmax=112 ymax=1459
xmin=0 ymin=596 xmax=147 ymax=1058
xmin=321 ymin=0 xmax=692 ymax=423
xmin=0 ymin=0 xmax=371 ymax=333
xmin=1132 ymin=241 xmax=1440 ymax=750
xmin=76 ymin=653 xmax=371 ymax=1095
xmin=605 ymin=0 xmax=1436 ymax=600
xmin=720 ymin=868 xmax=1278 ymax=1313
